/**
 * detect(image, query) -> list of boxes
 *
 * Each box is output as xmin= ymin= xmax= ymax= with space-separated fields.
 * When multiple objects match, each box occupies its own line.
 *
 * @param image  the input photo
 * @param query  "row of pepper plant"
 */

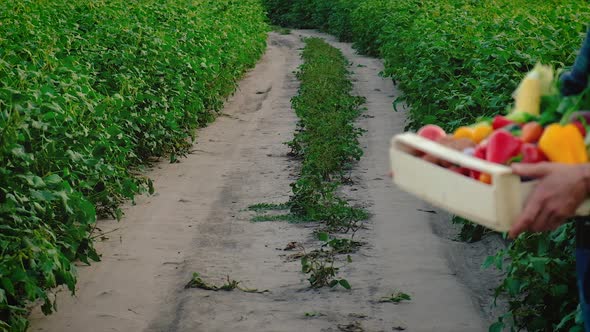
xmin=0 ymin=0 xmax=268 ymax=330
xmin=288 ymin=37 xmax=367 ymax=288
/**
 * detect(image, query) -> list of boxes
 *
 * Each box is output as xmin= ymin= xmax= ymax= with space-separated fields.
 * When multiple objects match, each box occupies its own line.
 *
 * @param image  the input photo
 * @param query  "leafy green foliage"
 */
xmin=484 ymin=225 xmax=580 ymax=331
xmin=263 ymin=0 xmax=590 ymax=330
xmin=0 ymin=0 xmax=267 ymax=330
xmin=262 ymin=0 xmax=357 ymax=41
xmin=452 ymin=216 xmax=490 ymax=243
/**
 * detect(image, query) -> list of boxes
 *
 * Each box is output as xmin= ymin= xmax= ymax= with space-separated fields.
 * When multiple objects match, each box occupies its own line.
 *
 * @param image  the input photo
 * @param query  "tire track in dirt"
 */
xmin=30 ymin=31 xmax=490 ymax=332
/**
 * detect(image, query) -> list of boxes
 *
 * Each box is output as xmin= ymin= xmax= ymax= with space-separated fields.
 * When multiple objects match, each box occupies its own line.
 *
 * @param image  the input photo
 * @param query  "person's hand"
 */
xmin=509 ymin=162 xmax=590 ymax=238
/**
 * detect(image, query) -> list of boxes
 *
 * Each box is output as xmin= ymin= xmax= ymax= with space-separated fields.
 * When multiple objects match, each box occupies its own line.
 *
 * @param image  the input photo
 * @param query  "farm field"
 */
xmin=4 ymin=0 xmax=590 ymax=331
xmin=28 ymin=29 xmax=494 ymax=332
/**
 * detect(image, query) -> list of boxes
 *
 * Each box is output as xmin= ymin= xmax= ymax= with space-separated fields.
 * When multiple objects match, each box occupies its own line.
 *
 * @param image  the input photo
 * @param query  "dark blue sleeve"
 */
xmin=561 ymin=27 xmax=590 ymax=96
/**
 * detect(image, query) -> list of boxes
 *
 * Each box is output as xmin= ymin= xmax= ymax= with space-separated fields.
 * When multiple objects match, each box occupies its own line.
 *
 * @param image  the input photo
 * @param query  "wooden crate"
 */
xmin=390 ymin=133 xmax=590 ymax=232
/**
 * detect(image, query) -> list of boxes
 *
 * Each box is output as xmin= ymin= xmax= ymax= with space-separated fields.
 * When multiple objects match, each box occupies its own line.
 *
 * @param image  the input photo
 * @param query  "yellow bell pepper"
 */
xmin=538 ymin=124 xmax=589 ymax=164
xmin=472 ymin=123 xmax=493 ymax=143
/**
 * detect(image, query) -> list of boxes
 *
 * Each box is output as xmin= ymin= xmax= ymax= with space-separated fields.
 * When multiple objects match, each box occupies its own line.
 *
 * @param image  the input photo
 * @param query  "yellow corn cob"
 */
xmin=513 ymin=71 xmax=541 ymax=116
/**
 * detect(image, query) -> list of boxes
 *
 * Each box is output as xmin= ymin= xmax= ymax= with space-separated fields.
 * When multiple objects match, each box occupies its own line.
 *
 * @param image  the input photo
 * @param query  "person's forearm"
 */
xmin=561 ymin=27 xmax=590 ymax=96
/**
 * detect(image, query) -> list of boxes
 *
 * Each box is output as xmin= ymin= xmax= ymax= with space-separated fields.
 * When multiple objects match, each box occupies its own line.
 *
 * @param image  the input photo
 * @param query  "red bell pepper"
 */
xmin=573 ymin=121 xmax=587 ymax=137
xmin=470 ymin=144 xmax=487 ymax=179
xmin=521 ymin=143 xmax=548 ymax=163
xmin=473 ymin=144 xmax=487 ymax=160
xmin=417 ymin=124 xmax=447 ymax=141
xmin=486 ymin=130 xmax=522 ymax=165
xmin=492 ymin=115 xmax=515 ymax=130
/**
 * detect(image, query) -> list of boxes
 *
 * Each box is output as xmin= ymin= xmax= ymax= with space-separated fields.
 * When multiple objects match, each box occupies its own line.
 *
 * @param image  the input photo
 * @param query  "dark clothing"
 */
xmin=577 ymin=219 xmax=590 ymax=332
xmin=562 ymin=26 xmax=590 ymax=332
xmin=561 ymin=28 xmax=590 ymax=96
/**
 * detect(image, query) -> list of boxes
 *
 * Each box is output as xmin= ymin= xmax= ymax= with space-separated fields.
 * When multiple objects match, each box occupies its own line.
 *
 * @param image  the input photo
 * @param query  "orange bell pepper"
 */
xmin=479 ymin=173 xmax=492 ymax=185
xmin=472 ymin=124 xmax=493 ymax=143
xmin=453 ymin=126 xmax=475 ymax=141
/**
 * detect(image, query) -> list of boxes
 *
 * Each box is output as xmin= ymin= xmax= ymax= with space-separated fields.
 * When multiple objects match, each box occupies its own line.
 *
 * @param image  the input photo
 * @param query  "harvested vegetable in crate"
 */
xmin=412 ymin=63 xmax=590 ymax=184
xmin=390 ymin=64 xmax=590 ymax=232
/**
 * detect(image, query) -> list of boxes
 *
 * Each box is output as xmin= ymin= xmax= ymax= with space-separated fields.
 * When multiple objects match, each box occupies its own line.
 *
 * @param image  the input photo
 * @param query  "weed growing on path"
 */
xmin=252 ymin=214 xmax=311 ymax=223
xmin=287 ymin=38 xmax=368 ymax=288
xmin=300 ymin=232 xmax=354 ymax=289
xmin=251 ymin=37 xmax=368 ymax=289
xmin=379 ymin=291 xmax=412 ymax=304
xmin=185 ymin=273 xmax=269 ymax=294
xmin=248 ymin=203 xmax=291 ymax=212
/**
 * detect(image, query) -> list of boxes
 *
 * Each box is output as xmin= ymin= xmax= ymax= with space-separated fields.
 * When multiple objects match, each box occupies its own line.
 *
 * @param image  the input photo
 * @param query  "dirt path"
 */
xmin=30 ymin=31 xmax=490 ymax=332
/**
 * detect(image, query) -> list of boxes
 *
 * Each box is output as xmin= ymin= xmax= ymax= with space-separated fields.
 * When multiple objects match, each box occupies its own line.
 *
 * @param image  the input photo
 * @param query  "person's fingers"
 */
xmin=511 ymin=162 xmax=553 ymax=178
xmin=530 ymin=208 xmax=552 ymax=233
xmin=509 ymin=204 xmax=537 ymax=239
xmin=544 ymin=202 xmax=571 ymax=232
xmin=509 ymin=191 xmax=544 ymax=238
